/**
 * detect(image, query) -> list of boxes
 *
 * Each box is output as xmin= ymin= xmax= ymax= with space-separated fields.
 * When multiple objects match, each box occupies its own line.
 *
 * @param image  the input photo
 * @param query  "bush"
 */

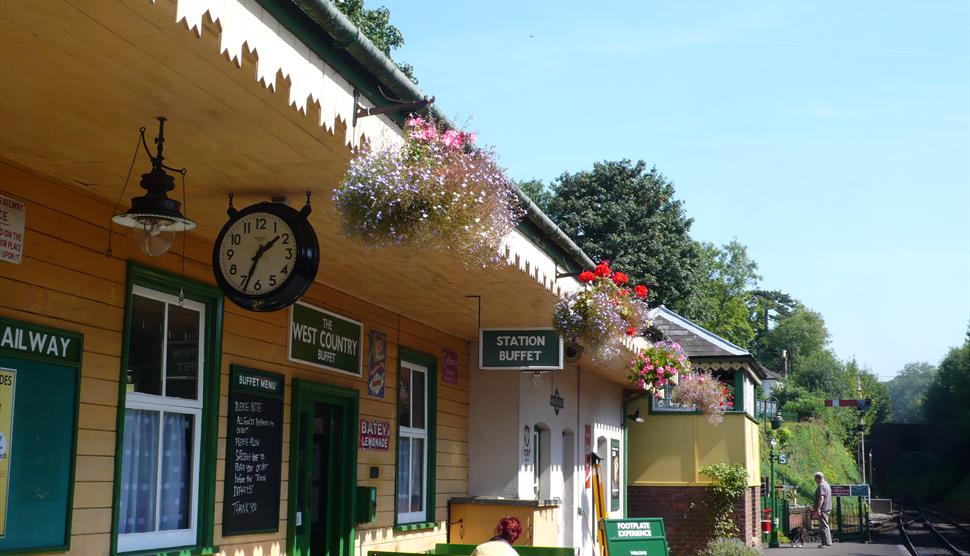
xmin=699 ymin=463 xmax=750 ymax=538
xmin=699 ymin=538 xmax=763 ymax=556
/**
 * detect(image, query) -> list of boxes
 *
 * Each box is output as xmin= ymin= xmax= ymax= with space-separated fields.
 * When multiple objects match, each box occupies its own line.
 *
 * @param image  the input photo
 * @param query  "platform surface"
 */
xmin=764 ymin=541 xmax=910 ymax=555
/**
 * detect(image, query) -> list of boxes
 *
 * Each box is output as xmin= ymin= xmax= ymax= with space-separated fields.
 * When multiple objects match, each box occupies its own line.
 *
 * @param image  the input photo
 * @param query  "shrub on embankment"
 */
xmin=762 ymin=421 xmax=859 ymax=505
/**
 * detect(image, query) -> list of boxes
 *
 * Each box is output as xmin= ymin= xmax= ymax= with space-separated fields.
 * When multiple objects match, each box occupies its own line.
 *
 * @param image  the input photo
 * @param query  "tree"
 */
xmin=334 ymin=0 xmax=417 ymax=82
xmin=922 ymin=339 xmax=970 ymax=428
xmin=686 ymin=240 xmax=761 ymax=348
xmin=517 ymin=179 xmax=553 ymax=213
xmin=755 ymin=307 xmax=829 ymax=373
xmin=545 ymin=160 xmax=699 ymax=310
xmin=886 ymin=362 xmax=937 ymax=423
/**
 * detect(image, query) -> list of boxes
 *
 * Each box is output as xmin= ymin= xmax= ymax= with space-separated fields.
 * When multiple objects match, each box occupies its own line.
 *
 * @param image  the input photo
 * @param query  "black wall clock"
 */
xmin=212 ymin=199 xmax=319 ymax=312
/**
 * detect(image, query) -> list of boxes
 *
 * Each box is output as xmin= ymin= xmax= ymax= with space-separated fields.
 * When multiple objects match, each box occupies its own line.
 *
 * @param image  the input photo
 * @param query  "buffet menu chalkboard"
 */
xmin=223 ymin=367 xmax=284 ymax=536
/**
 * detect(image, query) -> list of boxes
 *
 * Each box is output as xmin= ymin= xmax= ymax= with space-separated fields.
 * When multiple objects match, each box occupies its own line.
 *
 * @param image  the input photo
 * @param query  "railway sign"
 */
xmin=824 ymin=399 xmax=872 ymax=413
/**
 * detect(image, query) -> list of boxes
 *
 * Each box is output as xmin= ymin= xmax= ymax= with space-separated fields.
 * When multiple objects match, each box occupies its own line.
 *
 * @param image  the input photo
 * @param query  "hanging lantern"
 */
xmin=112 ymin=117 xmax=195 ymax=256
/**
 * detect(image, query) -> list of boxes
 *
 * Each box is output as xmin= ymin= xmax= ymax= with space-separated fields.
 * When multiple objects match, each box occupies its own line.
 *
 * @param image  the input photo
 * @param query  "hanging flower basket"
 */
xmin=333 ymin=116 xmax=523 ymax=266
xmin=628 ymin=340 xmax=690 ymax=397
xmin=671 ymin=372 xmax=735 ymax=425
xmin=552 ymin=261 xmax=652 ymax=361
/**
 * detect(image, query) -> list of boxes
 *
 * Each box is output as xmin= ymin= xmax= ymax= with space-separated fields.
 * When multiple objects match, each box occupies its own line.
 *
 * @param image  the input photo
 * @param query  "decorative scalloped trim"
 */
xmin=167 ymin=0 xmax=403 ymax=149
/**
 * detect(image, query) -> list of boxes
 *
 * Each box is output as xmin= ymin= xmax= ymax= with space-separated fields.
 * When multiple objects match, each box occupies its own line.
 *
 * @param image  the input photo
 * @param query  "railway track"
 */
xmin=898 ymin=505 xmax=970 ymax=556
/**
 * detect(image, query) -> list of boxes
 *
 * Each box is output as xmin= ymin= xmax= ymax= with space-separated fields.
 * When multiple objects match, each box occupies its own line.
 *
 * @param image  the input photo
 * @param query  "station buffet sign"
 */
xmin=289 ymin=301 xmax=363 ymax=376
xmin=479 ymin=328 xmax=563 ymax=370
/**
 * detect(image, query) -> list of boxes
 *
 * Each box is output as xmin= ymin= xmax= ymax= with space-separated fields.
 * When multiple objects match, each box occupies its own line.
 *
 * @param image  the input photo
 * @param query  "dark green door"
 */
xmin=288 ymin=380 xmax=358 ymax=556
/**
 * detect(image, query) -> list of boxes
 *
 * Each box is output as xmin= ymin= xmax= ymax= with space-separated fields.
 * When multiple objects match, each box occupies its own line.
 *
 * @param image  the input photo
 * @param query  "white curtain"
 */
xmin=119 ymin=410 xmax=159 ymax=533
xmin=159 ymin=413 xmax=192 ymax=531
xmin=119 ymin=410 xmax=193 ymax=534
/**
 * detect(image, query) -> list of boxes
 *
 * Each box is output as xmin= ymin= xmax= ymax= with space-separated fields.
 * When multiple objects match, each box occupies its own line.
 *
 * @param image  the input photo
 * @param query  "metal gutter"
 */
xmin=511 ymin=184 xmax=595 ymax=271
xmin=282 ymin=0 xmax=596 ymax=273
xmin=288 ymin=0 xmax=448 ymax=123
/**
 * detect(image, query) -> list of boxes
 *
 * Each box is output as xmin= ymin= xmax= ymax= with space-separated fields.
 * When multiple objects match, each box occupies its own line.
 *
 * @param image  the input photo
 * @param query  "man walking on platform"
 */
xmin=812 ymin=471 xmax=833 ymax=548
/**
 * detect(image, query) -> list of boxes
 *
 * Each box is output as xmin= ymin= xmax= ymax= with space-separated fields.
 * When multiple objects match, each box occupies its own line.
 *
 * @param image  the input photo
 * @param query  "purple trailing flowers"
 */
xmin=333 ymin=117 xmax=522 ymax=266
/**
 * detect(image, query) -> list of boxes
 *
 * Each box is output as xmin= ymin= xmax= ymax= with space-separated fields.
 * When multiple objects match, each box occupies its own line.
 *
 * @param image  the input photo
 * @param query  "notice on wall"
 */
xmin=0 ymin=368 xmax=15 ymax=538
xmin=479 ymin=328 xmax=563 ymax=370
xmin=223 ymin=367 xmax=284 ymax=536
xmin=367 ymin=330 xmax=387 ymax=398
xmin=611 ymin=439 xmax=620 ymax=511
xmin=0 ymin=195 xmax=25 ymax=265
xmin=359 ymin=418 xmax=390 ymax=451
xmin=442 ymin=349 xmax=459 ymax=385
xmin=290 ymin=301 xmax=363 ymax=376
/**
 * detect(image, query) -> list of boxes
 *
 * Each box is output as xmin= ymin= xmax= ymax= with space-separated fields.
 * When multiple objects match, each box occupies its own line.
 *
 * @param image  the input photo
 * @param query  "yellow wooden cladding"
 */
xmin=0 ymin=160 xmax=469 ymax=555
xmin=626 ymin=400 xmax=762 ymax=487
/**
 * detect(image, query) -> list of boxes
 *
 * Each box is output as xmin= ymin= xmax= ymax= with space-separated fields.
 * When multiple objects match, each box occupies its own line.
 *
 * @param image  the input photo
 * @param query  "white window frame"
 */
xmin=652 ymin=382 xmax=695 ymax=412
xmin=397 ymin=360 xmax=428 ymax=524
xmin=117 ymin=285 xmax=205 ymax=553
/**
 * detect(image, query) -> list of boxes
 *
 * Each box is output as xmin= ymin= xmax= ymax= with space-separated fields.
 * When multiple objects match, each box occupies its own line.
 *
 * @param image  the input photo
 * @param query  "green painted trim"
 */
xmin=286 ymin=379 xmax=359 ymax=556
xmin=392 ymin=522 xmax=436 ymax=532
xmin=514 ymin=219 xmax=583 ymax=273
xmin=394 ymin=347 xmax=438 ymax=526
xmin=110 ymin=262 xmax=224 ymax=556
xmin=113 ymin=544 xmax=220 ymax=556
xmin=253 ymin=0 xmax=409 ymax=127
xmin=733 ymin=375 xmax=742 ymax=410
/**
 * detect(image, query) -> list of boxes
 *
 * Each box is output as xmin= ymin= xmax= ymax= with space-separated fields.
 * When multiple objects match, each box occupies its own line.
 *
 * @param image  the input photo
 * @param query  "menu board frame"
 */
xmin=222 ymin=366 xmax=285 ymax=536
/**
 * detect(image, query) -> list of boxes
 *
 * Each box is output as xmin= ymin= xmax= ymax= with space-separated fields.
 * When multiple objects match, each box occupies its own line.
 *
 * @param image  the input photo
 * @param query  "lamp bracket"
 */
xmin=139 ymin=117 xmax=187 ymax=180
xmin=352 ymin=88 xmax=435 ymax=127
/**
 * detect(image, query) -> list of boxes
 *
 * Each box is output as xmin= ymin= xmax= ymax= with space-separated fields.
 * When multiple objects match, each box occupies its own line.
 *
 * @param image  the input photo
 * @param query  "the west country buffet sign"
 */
xmin=479 ymin=328 xmax=563 ymax=370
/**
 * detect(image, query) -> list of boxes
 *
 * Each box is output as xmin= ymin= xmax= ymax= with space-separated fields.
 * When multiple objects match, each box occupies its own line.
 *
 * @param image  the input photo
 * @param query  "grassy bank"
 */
xmin=762 ymin=421 xmax=860 ymax=505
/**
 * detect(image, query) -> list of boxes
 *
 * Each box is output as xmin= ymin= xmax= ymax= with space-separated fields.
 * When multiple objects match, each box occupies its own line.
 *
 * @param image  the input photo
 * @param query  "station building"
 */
xmin=0 ymin=1 xmax=645 ymax=556
xmin=0 ymin=3 xmax=775 ymax=556
xmin=626 ymin=308 xmax=770 ymax=554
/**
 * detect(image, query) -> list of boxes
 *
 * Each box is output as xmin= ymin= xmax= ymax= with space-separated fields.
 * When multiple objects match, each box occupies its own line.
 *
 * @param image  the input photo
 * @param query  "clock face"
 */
xmin=216 ymin=211 xmax=297 ymax=295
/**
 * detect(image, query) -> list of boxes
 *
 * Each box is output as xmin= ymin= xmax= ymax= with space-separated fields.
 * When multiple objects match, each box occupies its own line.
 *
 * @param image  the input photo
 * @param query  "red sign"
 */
xmin=359 ymin=418 xmax=390 ymax=451
xmin=585 ymin=425 xmax=592 ymax=488
xmin=442 ymin=349 xmax=459 ymax=385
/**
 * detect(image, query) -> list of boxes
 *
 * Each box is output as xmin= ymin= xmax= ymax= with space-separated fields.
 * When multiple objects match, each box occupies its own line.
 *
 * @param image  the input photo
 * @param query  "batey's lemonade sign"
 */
xmin=289 ymin=302 xmax=363 ymax=376
xmin=479 ymin=328 xmax=563 ymax=370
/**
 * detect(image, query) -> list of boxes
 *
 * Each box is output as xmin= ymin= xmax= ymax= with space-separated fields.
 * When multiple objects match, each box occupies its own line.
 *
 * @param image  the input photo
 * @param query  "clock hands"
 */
xmin=241 ymin=234 xmax=281 ymax=292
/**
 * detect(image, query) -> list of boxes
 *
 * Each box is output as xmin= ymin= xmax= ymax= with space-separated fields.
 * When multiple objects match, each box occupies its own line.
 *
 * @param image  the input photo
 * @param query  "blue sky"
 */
xmin=379 ymin=0 xmax=970 ymax=379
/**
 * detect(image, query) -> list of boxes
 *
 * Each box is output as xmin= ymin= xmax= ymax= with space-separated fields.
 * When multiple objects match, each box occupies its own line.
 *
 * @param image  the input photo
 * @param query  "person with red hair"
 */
xmin=471 ymin=516 xmax=522 ymax=556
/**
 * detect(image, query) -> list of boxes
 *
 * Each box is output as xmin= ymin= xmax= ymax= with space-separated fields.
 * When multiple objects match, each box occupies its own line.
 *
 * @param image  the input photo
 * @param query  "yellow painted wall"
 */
xmin=627 ymin=399 xmax=761 ymax=487
xmin=0 ymin=160 xmax=468 ymax=556
xmin=448 ymin=503 xmax=561 ymax=547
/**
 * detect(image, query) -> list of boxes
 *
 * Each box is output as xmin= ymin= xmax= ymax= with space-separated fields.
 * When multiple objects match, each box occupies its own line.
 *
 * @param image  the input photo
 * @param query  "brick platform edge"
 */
xmin=628 ymin=485 xmax=761 ymax=555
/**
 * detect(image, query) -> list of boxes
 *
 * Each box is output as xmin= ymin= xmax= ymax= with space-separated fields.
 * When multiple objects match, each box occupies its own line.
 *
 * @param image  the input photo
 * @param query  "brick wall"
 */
xmin=628 ymin=486 xmax=761 ymax=555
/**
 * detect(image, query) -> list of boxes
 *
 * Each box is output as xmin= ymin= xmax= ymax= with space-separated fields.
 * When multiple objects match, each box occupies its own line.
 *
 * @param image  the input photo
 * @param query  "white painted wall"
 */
xmin=469 ymin=343 xmax=521 ymax=497
xmin=467 ymin=353 xmax=626 ymax=556
xmin=576 ymin=368 xmax=625 ymax=556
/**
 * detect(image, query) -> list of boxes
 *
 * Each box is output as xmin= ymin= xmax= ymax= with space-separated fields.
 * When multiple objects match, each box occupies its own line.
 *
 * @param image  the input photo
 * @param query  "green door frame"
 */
xmin=286 ymin=379 xmax=359 ymax=556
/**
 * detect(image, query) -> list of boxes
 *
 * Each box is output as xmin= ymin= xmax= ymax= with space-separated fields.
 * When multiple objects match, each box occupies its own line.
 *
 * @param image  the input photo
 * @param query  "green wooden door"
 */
xmin=287 ymin=381 xmax=358 ymax=556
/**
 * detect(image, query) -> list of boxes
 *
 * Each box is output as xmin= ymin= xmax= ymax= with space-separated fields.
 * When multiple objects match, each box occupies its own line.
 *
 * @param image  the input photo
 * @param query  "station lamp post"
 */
xmin=764 ymin=398 xmax=783 ymax=548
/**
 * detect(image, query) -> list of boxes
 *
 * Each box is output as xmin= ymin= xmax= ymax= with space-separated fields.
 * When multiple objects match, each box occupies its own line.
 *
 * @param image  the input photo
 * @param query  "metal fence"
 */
xmin=779 ymin=498 xmax=870 ymax=543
